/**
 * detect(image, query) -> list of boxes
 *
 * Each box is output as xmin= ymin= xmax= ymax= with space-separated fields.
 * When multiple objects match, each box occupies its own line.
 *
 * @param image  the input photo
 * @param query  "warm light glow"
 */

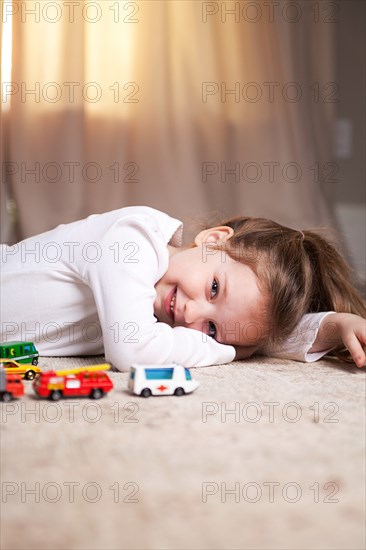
xmin=1 ymin=0 xmax=13 ymax=111
xmin=84 ymin=1 xmax=137 ymax=117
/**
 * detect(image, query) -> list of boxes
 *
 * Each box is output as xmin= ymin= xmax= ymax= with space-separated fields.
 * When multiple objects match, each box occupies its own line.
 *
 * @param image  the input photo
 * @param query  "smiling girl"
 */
xmin=1 ymin=206 xmax=365 ymax=370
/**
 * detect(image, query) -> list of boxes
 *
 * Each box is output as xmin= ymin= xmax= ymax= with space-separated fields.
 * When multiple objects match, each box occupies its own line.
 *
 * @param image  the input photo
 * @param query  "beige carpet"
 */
xmin=1 ymin=355 xmax=365 ymax=550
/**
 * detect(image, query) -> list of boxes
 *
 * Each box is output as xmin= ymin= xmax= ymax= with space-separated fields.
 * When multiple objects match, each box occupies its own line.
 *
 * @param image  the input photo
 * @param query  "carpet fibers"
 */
xmin=1 ymin=355 xmax=365 ymax=550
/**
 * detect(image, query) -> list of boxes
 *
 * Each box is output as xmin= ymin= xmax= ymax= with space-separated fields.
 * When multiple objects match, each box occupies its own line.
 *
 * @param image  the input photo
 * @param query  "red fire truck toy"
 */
xmin=33 ymin=364 xmax=113 ymax=401
xmin=0 ymin=366 xmax=25 ymax=402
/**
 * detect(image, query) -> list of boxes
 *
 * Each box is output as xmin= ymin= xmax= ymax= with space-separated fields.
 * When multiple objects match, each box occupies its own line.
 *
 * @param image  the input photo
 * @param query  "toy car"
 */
xmin=128 ymin=363 xmax=199 ymax=397
xmin=0 ymin=366 xmax=24 ymax=402
xmin=33 ymin=364 xmax=113 ymax=401
xmin=0 ymin=359 xmax=41 ymax=380
xmin=0 ymin=341 xmax=39 ymax=365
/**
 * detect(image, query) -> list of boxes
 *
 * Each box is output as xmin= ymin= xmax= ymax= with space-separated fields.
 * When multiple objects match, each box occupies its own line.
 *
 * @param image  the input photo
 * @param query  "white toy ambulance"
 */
xmin=128 ymin=363 xmax=199 ymax=397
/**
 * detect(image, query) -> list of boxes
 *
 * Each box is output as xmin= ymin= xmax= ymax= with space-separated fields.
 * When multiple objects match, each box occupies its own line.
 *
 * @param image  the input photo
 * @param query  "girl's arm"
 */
xmin=309 ymin=312 xmax=366 ymax=368
xmin=246 ymin=311 xmax=365 ymax=367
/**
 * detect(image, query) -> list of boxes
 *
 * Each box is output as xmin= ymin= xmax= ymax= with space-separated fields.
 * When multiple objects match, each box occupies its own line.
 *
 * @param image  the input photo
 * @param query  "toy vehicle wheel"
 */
xmin=0 ymin=392 xmax=12 ymax=402
xmin=174 ymin=387 xmax=185 ymax=396
xmin=90 ymin=388 xmax=104 ymax=399
xmin=50 ymin=390 xmax=62 ymax=401
xmin=141 ymin=388 xmax=152 ymax=398
xmin=25 ymin=370 xmax=36 ymax=380
xmin=32 ymin=358 xmax=38 ymax=365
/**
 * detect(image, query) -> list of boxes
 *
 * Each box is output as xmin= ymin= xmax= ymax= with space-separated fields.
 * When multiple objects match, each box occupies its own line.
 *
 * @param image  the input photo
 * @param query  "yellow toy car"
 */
xmin=0 ymin=359 xmax=41 ymax=380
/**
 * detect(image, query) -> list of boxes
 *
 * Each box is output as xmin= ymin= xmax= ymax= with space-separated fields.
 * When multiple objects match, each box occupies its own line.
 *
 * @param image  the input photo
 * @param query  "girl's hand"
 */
xmin=315 ymin=313 xmax=366 ymax=368
xmin=334 ymin=313 xmax=366 ymax=368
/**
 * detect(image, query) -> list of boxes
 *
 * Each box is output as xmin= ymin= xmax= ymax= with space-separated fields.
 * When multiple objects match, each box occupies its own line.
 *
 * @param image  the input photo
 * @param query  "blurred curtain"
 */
xmin=2 ymin=0 xmax=339 ymax=243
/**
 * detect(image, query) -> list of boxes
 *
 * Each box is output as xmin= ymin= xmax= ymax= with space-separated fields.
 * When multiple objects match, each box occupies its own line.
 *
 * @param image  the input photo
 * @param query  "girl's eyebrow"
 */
xmin=215 ymin=273 xmax=231 ymax=343
xmin=222 ymin=272 xmax=229 ymax=302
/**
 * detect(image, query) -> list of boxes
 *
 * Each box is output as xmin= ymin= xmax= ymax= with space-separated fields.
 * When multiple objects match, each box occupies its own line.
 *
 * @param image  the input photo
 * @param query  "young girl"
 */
xmin=1 ymin=206 xmax=365 ymax=370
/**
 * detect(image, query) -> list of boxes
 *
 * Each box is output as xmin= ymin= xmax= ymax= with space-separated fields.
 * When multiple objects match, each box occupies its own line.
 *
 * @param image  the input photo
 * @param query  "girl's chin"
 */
xmin=153 ymin=309 xmax=172 ymax=326
xmin=164 ymin=316 xmax=173 ymax=327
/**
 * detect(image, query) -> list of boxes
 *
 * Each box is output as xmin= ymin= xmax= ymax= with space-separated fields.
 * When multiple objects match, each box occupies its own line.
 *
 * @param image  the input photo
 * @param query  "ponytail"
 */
xmin=301 ymin=230 xmax=365 ymax=361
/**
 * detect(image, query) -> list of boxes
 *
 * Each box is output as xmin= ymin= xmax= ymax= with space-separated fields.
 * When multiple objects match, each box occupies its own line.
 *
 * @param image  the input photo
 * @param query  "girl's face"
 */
xmin=154 ymin=227 xmax=267 ymax=350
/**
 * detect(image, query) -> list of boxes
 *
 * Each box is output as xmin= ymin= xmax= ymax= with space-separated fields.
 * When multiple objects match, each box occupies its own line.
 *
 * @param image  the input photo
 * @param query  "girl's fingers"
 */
xmin=355 ymin=326 xmax=366 ymax=367
xmin=343 ymin=333 xmax=366 ymax=368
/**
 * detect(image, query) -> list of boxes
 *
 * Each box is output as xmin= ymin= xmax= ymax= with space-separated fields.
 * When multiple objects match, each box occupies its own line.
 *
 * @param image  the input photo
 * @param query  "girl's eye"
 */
xmin=207 ymin=279 xmax=219 ymax=338
xmin=210 ymin=278 xmax=219 ymax=299
xmin=208 ymin=321 xmax=217 ymax=339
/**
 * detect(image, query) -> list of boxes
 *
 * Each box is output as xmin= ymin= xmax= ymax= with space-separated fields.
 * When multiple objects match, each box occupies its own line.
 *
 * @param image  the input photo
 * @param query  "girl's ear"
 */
xmin=194 ymin=226 xmax=234 ymax=246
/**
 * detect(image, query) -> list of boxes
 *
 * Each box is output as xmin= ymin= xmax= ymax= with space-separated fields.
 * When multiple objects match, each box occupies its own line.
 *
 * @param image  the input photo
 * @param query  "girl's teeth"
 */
xmin=170 ymin=292 xmax=176 ymax=314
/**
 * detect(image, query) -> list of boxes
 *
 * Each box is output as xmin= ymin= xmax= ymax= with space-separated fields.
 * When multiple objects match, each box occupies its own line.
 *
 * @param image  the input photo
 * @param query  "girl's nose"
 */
xmin=184 ymin=299 xmax=202 ymax=325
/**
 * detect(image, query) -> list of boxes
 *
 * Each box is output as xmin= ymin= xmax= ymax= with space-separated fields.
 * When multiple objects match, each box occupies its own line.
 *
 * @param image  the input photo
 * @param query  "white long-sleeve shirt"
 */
xmin=0 ymin=206 xmax=335 ymax=371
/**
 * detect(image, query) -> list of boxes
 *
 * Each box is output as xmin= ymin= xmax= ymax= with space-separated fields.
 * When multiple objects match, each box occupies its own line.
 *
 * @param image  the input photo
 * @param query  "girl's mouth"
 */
xmin=164 ymin=286 xmax=177 ymax=322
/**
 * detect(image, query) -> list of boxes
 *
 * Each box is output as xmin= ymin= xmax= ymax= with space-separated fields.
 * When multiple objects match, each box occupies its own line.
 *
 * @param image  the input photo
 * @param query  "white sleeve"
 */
xmin=85 ymin=223 xmax=235 ymax=372
xmin=268 ymin=311 xmax=337 ymax=362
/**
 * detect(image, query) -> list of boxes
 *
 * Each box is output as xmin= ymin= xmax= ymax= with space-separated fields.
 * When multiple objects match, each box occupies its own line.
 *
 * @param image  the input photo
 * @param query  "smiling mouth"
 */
xmin=165 ymin=286 xmax=177 ymax=322
xmin=170 ymin=289 xmax=177 ymax=319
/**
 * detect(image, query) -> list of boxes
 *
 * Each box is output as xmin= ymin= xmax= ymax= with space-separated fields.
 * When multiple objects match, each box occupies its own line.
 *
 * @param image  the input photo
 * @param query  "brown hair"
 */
xmin=211 ymin=216 xmax=365 ymax=362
